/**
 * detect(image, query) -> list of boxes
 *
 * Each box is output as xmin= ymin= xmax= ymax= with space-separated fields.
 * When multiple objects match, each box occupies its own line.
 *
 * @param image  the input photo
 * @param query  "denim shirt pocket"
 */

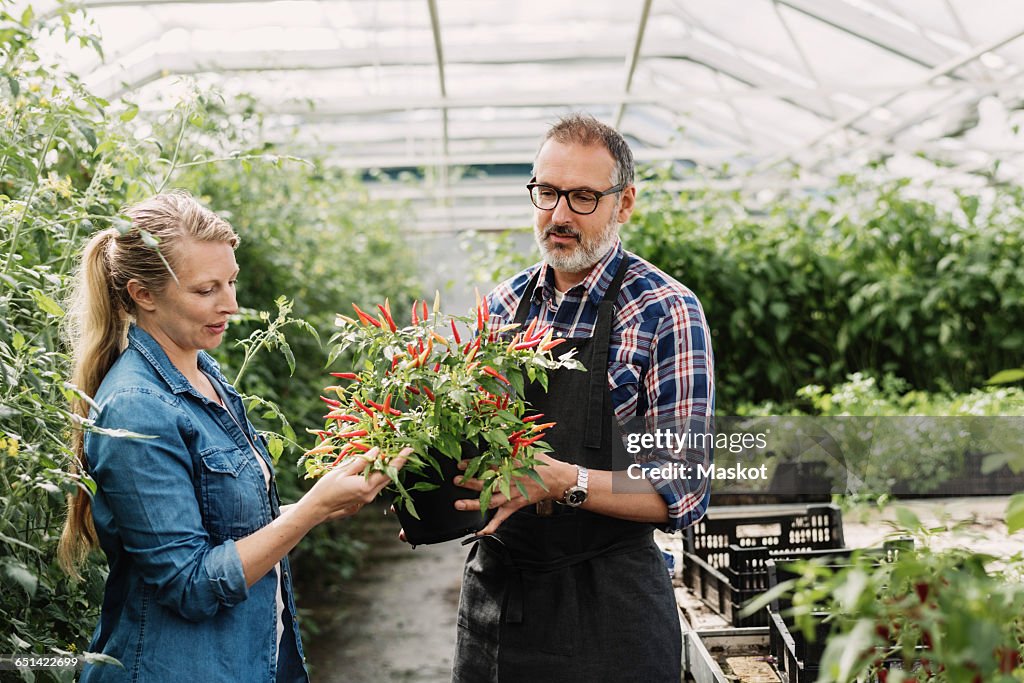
xmin=199 ymin=446 xmax=268 ymax=541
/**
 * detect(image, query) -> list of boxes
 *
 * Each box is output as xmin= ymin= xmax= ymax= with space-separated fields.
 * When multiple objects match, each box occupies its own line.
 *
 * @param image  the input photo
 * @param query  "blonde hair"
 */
xmin=58 ymin=190 xmax=239 ymax=574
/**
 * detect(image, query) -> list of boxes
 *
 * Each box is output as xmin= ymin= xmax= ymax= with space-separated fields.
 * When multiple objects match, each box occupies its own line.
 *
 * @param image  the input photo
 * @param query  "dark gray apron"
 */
xmin=453 ymin=257 xmax=682 ymax=682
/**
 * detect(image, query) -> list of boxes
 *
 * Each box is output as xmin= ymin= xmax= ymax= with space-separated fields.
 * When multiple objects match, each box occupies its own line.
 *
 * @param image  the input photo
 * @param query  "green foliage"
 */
xmin=767 ymin=543 xmax=1024 ymax=682
xmin=623 ymin=173 xmax=1024 ymax=411
xmin=311 ymin=298 xmax=582 ymax=517
xmin=0 ymin=4 xmax=422 ymax=671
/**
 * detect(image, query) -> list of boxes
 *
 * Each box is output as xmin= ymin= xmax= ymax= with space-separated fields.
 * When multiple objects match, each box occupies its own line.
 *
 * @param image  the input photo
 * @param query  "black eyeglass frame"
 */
xmin=526 ymin=177 xmax=627 ymax=215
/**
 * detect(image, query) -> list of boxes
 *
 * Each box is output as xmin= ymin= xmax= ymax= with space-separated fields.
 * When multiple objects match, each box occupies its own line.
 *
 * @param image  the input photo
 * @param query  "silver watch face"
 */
xmin=565 ymin=487 xmax=587 ymax=507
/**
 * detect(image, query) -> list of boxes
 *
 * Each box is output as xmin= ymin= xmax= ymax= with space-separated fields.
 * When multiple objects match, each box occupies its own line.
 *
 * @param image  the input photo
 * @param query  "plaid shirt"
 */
xmin=487 ymin=239 xmax=714 ymax=533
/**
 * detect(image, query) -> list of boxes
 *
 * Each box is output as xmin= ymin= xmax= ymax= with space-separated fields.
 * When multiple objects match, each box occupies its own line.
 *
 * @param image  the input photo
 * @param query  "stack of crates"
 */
xmin=682 ymin=504 xmax=845 ymax=626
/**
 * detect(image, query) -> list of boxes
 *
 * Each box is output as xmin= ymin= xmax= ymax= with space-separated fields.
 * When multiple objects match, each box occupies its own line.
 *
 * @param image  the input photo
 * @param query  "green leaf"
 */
xmin=12 ymin=332 xmax=25 ymax=351
xmin=987 ymin=368 xmax=1024 ymax=385
xmin=120 ymin=103 xmax=139 ymax=122
xmin=7 ymin=76 xmax=18 ymax=97
xmin=1007 ymin=493 xmax=1024 ymax=534
xmin=29 ymin=289 xmax=64 ymax=317
xmin=2 ymin=561 xmax=38 ymax=598
xmin=267 ymin=437 xmax=284 ymax=459
xmin=894 ymin=507 xmax=922 ymax=533
xmin=280 ymin=340 xmax=295 ymax=375
xmin=74 ymin=122 xmax=97 ymax=150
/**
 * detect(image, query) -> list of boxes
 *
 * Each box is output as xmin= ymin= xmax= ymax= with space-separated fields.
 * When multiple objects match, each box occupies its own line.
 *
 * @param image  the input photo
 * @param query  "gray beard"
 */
xmin=534 ymin=218 xmax=619 ymax=274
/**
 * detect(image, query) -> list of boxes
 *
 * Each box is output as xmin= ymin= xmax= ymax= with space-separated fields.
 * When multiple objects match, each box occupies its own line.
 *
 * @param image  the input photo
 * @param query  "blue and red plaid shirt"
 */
xmin=487 ymin=239 xmax=714 ymax=533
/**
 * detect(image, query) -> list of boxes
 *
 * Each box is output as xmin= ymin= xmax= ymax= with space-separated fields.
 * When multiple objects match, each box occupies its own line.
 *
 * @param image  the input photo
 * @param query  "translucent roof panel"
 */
xmin=19 ymin=0 xmax=1024 ymax=231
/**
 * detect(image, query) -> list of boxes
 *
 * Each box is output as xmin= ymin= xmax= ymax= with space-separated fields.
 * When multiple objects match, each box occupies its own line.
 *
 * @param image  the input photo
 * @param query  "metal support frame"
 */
xmin=755 ymin=24 xmax=1024 ymax=172
xmin=614 ymin=0 xmax=653 ymax=129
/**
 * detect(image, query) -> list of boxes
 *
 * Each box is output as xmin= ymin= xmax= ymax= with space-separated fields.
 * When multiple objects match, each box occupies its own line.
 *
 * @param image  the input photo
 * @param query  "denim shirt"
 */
xmin=81 ymin=325 xmax=309 ymax=683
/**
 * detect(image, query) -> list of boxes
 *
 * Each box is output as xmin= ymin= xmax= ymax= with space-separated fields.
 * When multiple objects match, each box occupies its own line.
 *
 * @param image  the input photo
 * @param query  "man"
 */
xmin=452 ymin=113 xmax=714 ymax=682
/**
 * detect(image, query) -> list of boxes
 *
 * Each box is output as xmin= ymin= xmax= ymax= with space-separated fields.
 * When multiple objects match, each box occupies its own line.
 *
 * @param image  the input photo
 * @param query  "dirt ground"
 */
xmin=303 ymin=504 xmax=468 ymax=683
xmin=304 ymin=496 xmax=1021 ymax=681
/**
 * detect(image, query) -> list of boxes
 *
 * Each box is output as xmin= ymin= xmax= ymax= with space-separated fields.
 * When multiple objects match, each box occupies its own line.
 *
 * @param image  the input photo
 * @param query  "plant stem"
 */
xmin=2 ymin=124 xmax=57 ymax=275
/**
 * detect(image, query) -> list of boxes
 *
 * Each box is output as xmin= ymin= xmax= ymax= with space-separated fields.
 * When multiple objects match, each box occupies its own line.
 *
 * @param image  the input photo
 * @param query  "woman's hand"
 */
xmin=307 ymin=447 xmax=411 ymax=523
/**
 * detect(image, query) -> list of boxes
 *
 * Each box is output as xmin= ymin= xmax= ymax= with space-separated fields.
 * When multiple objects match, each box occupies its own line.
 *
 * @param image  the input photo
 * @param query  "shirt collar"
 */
xmin=535 ymin=238 xmax=625 ymax=305
xmin=127 ymin=324 xmax=222 ymax=395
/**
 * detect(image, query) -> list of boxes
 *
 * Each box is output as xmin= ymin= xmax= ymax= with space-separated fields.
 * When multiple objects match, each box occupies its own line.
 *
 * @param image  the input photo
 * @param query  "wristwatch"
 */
xmin=561 ymin=466 xmax=589 ymax=507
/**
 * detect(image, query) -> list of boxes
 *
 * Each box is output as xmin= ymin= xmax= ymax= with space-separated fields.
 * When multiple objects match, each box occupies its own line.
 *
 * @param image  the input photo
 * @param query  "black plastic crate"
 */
xmin=682 ymin=505 xmax=846 ymax=627
xmin=685 ymin=504 xmax=845 ymax=570
xmin=765 ymin=541 xmax=914 ymax=682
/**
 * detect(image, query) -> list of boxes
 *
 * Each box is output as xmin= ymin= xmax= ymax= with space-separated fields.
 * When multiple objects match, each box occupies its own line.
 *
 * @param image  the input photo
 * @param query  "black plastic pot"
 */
xmin=394 ymin=443 xmax=494 ymax=546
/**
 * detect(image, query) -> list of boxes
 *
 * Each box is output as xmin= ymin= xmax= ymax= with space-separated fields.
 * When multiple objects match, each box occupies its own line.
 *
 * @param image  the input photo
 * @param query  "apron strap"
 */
xmin=509 ymin=255 xmax=632 ymax=448
xmin=584 ymin=256 xmax=631 ymax=448
xmin=512 ymin=266 xmax=543 ymax=326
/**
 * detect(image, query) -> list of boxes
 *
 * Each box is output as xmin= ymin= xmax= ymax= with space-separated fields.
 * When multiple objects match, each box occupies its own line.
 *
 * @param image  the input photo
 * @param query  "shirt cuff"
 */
xmin=205 ymin=539 xmax=249 ymax=607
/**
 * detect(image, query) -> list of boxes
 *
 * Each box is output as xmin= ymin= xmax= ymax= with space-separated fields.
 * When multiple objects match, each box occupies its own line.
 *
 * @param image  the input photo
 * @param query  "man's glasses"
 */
xmin=526 ymin=178 xmax=626 ymax=215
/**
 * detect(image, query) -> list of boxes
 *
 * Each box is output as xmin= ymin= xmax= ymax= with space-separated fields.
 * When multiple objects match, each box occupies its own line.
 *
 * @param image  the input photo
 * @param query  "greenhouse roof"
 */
xmin=26 ymin=0 xmax=1024 ymax=232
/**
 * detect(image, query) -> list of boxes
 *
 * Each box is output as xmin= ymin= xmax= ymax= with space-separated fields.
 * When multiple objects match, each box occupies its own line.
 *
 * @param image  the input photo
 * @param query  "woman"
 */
xmin=58 ymin=191 xmax=405 ymax=682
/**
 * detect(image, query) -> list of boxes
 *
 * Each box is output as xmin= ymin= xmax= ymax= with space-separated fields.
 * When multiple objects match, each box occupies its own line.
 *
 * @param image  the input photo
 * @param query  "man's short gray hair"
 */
xmin=537 ymin=113 xmax=635 ymax=187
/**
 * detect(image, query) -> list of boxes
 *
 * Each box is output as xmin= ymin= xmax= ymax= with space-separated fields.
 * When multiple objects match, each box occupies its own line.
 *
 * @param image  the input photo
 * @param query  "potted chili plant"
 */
xmin=300 ymin=295 xmax=584 ymax=544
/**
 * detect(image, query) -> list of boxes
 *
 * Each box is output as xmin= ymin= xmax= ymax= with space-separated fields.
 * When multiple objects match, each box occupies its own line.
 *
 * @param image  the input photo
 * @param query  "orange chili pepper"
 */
xmin=352 ymin=303 xmax=381 ymax=328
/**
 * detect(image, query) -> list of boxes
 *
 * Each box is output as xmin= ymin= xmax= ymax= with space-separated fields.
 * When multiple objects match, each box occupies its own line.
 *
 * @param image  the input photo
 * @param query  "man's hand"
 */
xmin=452 ymin=453 xmax=577 ymax=535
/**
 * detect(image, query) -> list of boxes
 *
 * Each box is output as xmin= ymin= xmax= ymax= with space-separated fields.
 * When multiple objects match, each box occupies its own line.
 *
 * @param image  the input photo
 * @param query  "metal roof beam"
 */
xmin=776 ymin=0 xmax=960 ymax=69
xmin=614 ymin=0 xmax=653 ymax=129
xmin=755 ymin=24 xmax=1024 ymax=171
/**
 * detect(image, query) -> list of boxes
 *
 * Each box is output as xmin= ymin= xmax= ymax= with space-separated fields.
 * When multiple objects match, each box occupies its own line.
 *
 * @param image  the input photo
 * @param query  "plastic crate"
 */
xmin=682 ymin=505 xmax=846 ymax=627
xmin=685 ymin=504 xmax=845 ymax=569
xmin=765 ymin=541 xmax=914 ymax=682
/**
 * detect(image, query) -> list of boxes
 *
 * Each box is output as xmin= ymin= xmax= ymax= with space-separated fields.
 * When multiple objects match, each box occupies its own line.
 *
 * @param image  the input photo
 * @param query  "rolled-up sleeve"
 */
xmin=642 ymin=295 xmax=715 ymax=533
xmin=88 ymin=388 xmax=248 ymax=621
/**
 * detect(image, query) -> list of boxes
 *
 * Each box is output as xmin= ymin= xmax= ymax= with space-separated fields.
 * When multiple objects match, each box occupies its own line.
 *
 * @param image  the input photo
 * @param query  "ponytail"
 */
xmin=57 ymin=191 xmax=239 ymax=576
xmin=58 ymin=229 xmax=128 ymax=575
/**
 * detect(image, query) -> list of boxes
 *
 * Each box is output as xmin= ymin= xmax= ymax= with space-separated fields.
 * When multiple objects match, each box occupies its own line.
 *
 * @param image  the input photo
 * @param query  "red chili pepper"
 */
xmin=377 ymin=304 xmax=398 ymax=332
xmin=513 ymin=338 xmax=542 ymax=350
xmin=330 ymin=372 xmax=361 ymax=381
xmin=319 ymin=396 xmax=341 ymax=407
xmin=391 ymin=355 xmax=401 ymax=371
xmin=338 ymin=429 xmax=369 ymax=438
xmin=508 ymin=429 xmax=527 ymax=441
xmin=352 ymin=303 xmax=382 ymax=328
xmin=523 ymin=317 xmax=538 ymax=341
xmin=518 ymin=434 xmax=545 ymax=447
xmin=542 ymin=338 xmax=567 ymax=351
xmin=462 ymin=341 xmax=472 ymax=355
xmin=476 ymin=305 xmax=483 ymax=332
xmin=478 ymin=399 xmax=499 ymax=408
xmin=421 ymin=300 xmax=428 ymax=322
xmin=411 ymin=300 xmax=420 ymax=325
xmin=353 ymin=398 xmax=375 ymax=416
xmin=417 ymin=338 xmax=425 ymax=354
xmin=316 ymin=430 xmax=333 ymax=441
xmin=433 ymin=362 xmax=441 ymax=372
xmin=450 ymin=319 xmax=462 ymax=345
xmin=407 ymin=342 xmax=417 ymax=358
xmin=422 ymin=385 xmax=435 ymax=401
xmin=482 ymin=366 xmax=511 ymax=385
xmin=531 ymin=422 xmax=557 ymax=432
xmin=382 ymin=393 xmax=392 ymax=414
xmin=349 ymin=442 xmax=371 ymax=452
xmin=384 ymin=416 xmax=397 ymax=430
xmin=406 ymin=385 xmax=420 ymax=395
xmin=333 ymin=414 xmax=361 ymax=423
xmin=330 ymin=452 xmax=347 ymax=467
xmin=522 ymin=413 xmax=545 ymax=422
